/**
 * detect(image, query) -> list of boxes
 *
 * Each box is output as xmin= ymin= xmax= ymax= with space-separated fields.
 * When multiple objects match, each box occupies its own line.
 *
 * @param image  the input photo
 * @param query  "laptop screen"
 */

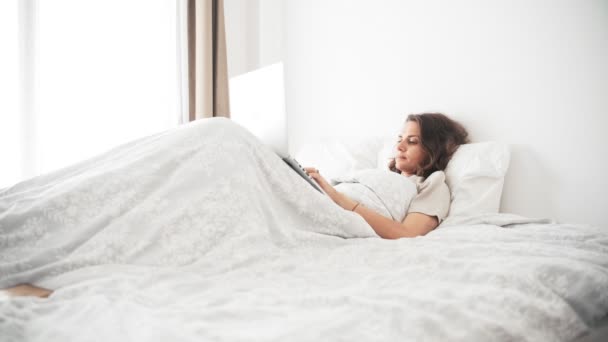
xmin=229 ymin=62 xmax=288 ymax=157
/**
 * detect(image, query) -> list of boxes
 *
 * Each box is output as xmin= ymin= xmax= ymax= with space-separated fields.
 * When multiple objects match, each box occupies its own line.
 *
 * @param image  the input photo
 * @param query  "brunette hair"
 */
xmin=389 ymin=113 xmax=469 ymax=178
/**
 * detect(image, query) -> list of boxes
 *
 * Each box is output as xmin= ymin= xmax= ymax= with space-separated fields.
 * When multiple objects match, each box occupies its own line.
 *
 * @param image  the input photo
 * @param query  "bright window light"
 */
xmin=0 ymin=0 xmax=20 ymax=188
xmin=0 ymin=0 xmax=180 ymax=189
xmin=36 ymin=0 xmax=179 ymax=174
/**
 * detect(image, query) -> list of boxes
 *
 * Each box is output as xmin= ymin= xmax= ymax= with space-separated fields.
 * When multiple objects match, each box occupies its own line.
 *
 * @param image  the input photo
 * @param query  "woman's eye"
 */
xmin=408 ymin=140 xmax=418 ymax=145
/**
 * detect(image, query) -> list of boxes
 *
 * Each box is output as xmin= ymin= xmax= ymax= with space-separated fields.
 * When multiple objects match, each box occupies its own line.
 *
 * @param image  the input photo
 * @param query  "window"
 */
xmin=0 ymin=0 xmax=20 ymax=187
xmin=0 ymin=0 xmax=181 ymax=188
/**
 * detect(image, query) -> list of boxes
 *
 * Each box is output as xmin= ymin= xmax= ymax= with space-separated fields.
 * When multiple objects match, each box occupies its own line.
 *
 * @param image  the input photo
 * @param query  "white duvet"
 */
xmin=1 ymin=118 xmax=607 ymax=342
xmin=332 ymin=169 xmax=417 ymax=222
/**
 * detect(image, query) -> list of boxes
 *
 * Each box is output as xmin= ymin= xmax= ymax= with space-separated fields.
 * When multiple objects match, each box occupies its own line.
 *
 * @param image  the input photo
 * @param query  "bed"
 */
xmin=1 ymin=117 xmax=607 ymax=341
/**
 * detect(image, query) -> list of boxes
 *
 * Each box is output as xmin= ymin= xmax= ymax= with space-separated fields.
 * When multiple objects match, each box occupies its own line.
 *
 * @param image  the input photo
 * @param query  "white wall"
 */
xmin=224 ymin=0 xmax=284 ymax=78
xmin=224 ymin=0 xmax=259 ymax=78
xmin=284 ymin=0 xmax=608 ymax=226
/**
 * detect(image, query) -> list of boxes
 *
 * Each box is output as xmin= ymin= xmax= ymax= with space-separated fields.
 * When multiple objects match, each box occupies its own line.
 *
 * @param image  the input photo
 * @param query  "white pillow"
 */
xmin=377 ymin=138 xmax=397 ymax=171
xmin=295 ymin=137 xmax=383 ymax=182
xmin=441 ymin=142 xmax=510 ymax=222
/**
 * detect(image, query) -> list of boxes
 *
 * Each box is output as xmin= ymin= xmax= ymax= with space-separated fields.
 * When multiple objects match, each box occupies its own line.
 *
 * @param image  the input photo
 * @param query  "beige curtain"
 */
xmin=187 ymin=0 xmax=230 ymax=120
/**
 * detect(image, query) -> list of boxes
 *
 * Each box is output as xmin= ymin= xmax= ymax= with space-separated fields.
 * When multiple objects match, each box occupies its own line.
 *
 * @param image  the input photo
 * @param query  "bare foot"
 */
xmin=4 ymin=284 xmax=53 ymax=298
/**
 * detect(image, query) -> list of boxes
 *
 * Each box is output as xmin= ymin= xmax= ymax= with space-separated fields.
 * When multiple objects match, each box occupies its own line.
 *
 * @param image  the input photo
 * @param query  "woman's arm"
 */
xmin=305 ymin=168 xmax=439 ymax=239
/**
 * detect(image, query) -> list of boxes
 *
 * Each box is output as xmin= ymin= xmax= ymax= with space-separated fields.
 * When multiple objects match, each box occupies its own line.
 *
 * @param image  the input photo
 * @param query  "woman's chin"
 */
xmin=395 ymin=163 xmax=408 ymax=172
xmin=395 ymin=164 xmax=415 ymax=175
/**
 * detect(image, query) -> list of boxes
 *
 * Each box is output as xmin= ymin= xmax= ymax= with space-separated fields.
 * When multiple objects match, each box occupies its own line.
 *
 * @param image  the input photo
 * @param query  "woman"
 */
xmin=305 ymin=113 xmax=468 ymax=239
xmin=3 ymin=113 xmax=468 ymax=298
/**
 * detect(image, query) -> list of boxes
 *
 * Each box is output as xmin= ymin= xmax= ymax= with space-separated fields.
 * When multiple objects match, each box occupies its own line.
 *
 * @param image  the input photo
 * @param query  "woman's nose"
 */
xmin=397 ymin=140 xmax=406 ymax=151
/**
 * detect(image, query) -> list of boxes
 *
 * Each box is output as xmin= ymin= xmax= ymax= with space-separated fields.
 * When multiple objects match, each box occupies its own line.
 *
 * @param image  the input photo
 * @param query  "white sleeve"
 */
xmin=406 ymin=171 xmax=451 ymax=223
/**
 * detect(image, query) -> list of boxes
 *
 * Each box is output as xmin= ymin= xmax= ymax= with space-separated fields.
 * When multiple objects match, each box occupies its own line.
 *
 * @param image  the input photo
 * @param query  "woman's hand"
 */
xmin=303 ymin=167 xmax=335 ymax=196
xmin=303 ymin=167 xmax=357 ymax=210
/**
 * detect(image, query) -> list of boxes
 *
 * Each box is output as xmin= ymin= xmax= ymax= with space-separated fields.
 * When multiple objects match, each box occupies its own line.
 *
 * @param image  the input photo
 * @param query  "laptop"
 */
xmin=229 ymin=62 xmax=326 ymax=195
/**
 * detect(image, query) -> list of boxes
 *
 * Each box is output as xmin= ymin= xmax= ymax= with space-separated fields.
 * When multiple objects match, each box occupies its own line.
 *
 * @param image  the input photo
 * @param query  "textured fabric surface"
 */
xmin=0 ymin=117 xmax=375 ymax=288
xmin=333 ymin=169 xmax=417 ymax=222
xmin=1 ymin=118 xmax=607 ymax=342
xmin=407 ymin=171 xmax=451 ymax=223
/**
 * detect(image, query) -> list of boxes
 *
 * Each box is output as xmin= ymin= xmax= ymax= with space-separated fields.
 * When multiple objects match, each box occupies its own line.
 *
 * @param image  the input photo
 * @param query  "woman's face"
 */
xmin=395 ymin=121 xmax=427 ymax=176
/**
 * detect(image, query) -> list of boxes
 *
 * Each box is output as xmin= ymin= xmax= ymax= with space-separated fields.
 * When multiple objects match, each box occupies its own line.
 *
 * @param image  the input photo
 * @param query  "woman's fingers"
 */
xmin=302 ymin=167 xmax=348 ymax=209
xmin=303 ymin=166 xmax=335 ymax=194
xmin=308 ymin=171 xmax=335 ymax=194
xmin=303 ymin=167 xmax=319 ymax=174
xmin=305 ymin=169 xmax=322 ymax=181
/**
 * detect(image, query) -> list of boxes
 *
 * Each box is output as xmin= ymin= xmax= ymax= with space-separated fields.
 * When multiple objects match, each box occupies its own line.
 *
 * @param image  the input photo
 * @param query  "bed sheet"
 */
xmin=2 ymin=220 xmax=607 ymax=342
